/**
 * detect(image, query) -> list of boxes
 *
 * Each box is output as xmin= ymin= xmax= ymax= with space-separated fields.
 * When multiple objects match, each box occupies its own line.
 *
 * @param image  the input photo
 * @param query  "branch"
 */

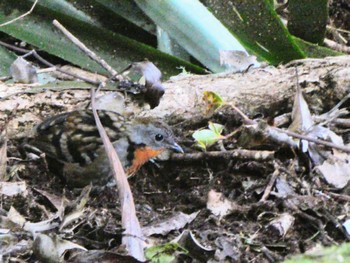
xmin=53 ymin=20 xmax=123 ymax=81
xmin=0 ymin=0 xmax=39 ymax=27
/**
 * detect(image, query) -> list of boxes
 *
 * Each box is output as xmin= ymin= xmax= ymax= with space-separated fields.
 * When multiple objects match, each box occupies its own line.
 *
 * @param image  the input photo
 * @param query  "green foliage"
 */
xmin=0 ymin=0 xmax=343 ymax=77
xmin=145 ymin=242 xmax=188 ymax=263
xmin=288 ymin=0 xmax=328 ymax=44
xmin=283 ymin=242 xmax=350 ymax=263
xmin=0 ymin=46 xmax=16 ymax=75
xmin=293 ymin=37 xmax=344 ymax=57
xmin=203 ymin=0 xmax=341 ymax=64
xmin=134 ymin=0 xmax=250 ymax=72
xmin=203 ymin=0 xmax=306 ymax=64
xmin=0 ymin=0 xmax=205 ymax=78
xmin=193 ymin=122 xmax=225 ymax=150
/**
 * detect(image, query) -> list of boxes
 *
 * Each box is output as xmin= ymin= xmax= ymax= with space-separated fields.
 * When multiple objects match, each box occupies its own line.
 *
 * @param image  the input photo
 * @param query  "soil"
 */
xmin=2 ymin=2 xmax=350 ymax=263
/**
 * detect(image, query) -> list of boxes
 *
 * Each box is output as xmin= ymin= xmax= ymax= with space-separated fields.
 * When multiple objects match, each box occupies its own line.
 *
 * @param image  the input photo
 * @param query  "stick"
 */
xmin=274 ymin=127 xmax=350 ymax=154
xmin=0 ymin=0 xmax=39 ymax=27
xmin=53 ymin=20 xmax=123 ymax=81
xmin=171 ymin=149 xmax=274 ymax=162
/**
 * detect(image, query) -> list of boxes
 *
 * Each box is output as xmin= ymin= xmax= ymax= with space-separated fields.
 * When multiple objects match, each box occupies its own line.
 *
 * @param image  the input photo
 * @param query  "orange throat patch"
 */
xmin=127 ymin=146 xmax=164 ymax=175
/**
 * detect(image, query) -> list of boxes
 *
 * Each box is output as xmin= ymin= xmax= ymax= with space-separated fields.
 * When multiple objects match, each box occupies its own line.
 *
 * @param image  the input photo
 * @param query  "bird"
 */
xmin=29 ymin=110 xmax=183 ymax=187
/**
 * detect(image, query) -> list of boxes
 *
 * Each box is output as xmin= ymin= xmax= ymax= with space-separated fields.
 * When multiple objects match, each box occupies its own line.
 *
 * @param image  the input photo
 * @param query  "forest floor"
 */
xmin=2 ymin=2 xmax=350 ymax=263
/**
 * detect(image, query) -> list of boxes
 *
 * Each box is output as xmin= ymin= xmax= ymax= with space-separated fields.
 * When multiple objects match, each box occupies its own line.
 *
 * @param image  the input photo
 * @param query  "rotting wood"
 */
xmin=1 ymin=56 xmax=350 ymax=140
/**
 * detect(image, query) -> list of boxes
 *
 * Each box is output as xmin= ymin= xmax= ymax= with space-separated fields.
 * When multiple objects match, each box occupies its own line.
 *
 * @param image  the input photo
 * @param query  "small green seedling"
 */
xmin=192 ymin=122 xmax=225 ymax=150
xmin=145 ymin=242 xmax=188 ymax=263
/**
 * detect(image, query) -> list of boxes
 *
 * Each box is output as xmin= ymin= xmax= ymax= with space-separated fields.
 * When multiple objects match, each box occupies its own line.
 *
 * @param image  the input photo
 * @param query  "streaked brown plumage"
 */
xmin=31 ymin=110 xmax=183 ymax=186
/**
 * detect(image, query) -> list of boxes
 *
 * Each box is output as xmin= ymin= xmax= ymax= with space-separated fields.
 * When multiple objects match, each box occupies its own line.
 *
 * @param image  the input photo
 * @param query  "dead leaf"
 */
xmin=214 ymin=235 xmax=242 ymax=262
xmin=275 ymin=176 xmax=295 ymax=197
xmin=0 ymin=239 xmax=30 ymax=258
xmin=207 ymin=190 xmax=234 ymax=218
xmin=91 ymin=88 xmax=145 ymax=261
xmin=33 ymin=233 xmax=87 ymax=263
xmin=219 ymin=50 xmax=258 ymax=72
xmin=23 ymin=217 xmax=60 ymax=235
xmin=343 ymin=219 xmax=350 ymax=235
xmin=0 ymin=128 xmax=7 ymax=180
xmin=143 ymin=211 xmax=199 ymax=236
xmin=33 ymin=188 xmax=64 ymax=211
xmin=289 ymin=83 xmax=313 ymax=133
xmin=8 ymin=206 xmax=26 ymax=227
xmin=130 ymin=61 xmax=165 ymax=108
xmin=95 ymin=92 xmax=125 ymax=114
xmin=10 ymin=57 xmax=38 ymax=84
xmin=317 ymin=158 xmax=350 ymax=189
xmin=269 ymin=213 xmax=295 ymax=237
xmin=173 ymin=230 xmax=215 ymax=262
xmin=306 ymin=126 xmax=344 ymax=165
xmin=0 ymin=181 xmax=27 ymax=196
xmin=60 ymin=184 xmax=91 ymax=230
xmin=202 ymin=91 xmax=224 ymax=115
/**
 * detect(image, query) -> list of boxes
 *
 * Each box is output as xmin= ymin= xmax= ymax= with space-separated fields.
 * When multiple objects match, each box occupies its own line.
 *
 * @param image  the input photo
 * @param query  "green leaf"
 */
xmin=93 ymin=0 xmax=156 ymax=35
xmin=293 ymin=37 xmax=344 ymax=58
xmin=193 ymin=122 xmax=225 ymax=150
xmin=208 ymin=122 xmax=224 ymax=136
xmin=65 ymin=0 xmax=156 ymax=46
xmin=193 ymin=130 xmax=218 ymax=150
xmin=283 ymin=242 xmax=350 ymax=263
xmin=288 ymin=0 xmax=328 ymax=44
xmin=0 ymin=0 xmax=205 ymax=79
xmin=202 ymin=0 xmax=306 ymax=64
xmin=0 ymin=46 xmax=16 ymax=76
xmin=145 ymin=243 xmax=188 ymax=263
xmin=134 ymin=0 xmax=251 ymax=72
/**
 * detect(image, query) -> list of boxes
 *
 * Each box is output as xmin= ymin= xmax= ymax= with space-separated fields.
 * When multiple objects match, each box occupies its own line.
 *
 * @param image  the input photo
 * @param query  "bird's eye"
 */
xmin=155 ymin=134 xmax=164 ymax=141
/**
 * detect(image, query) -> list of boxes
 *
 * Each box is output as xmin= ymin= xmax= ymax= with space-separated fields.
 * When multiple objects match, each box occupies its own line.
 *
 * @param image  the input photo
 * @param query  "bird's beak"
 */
xmin=171 ymin=142 xmax=184 ymax=153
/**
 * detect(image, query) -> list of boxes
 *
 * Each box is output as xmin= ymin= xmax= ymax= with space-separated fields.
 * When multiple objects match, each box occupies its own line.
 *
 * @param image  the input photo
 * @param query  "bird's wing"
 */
xmin=34 ymin=110 xmax=127 ymax=165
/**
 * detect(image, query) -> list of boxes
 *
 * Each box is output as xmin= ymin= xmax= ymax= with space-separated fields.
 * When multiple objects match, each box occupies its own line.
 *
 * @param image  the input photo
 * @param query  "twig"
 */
xmin=0 ymin=40 xmax=31 ymax=53
xmin=0 ymin=0 xmax=39 ymax=27
xmin=251 ymin=122 xmax=299 ymax=149
xmin=171 ymin=149 xmax=274 ymax=162
xmin=0 ymin=85 xmax=92 ymax=101
xmin=228 ymin=103 xmax=256 ymax=125
xmin=325 ymin=191 xmax=350 ymax=202
xmin=322 ymin=209 xmax=350 ymax=241
xmin=319 ymin=93 xmax=350 ymax=121
xmin=53 ymin=20 xmax=123 ymax=81
xmin=0 ymin=41 xmax=101 ymax=85
xmin=283 ymin=198 xmax=327 ymax=242
xmin=324 ymin=39 xmax=350 ymax=54
xmin=327 ymin=25 xmax=350 ymax=35
xmin=260 ymin=164 xmax=279 ymax=202
xmin=274 ymin=112 xmax=350 ymax=129
xmin=227 ymin=103 xmax=350 ymax=153
xmin=31 ymin=51 xmax=101 ymax=85
xmin=314 ymin=116 xmax=350 ymax=128
xmin=26 ymin=50 xmax=100 ymax=85
xmin=274 ymin=127 xmax=350 ymax=153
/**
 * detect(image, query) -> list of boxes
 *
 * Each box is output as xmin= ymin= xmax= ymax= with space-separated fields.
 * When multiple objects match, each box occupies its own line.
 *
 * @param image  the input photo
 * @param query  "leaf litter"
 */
xmin=2 ymin=32 xmax=350 ymax=263
xmin=4 ymin=78 xmax=350 ymax=262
